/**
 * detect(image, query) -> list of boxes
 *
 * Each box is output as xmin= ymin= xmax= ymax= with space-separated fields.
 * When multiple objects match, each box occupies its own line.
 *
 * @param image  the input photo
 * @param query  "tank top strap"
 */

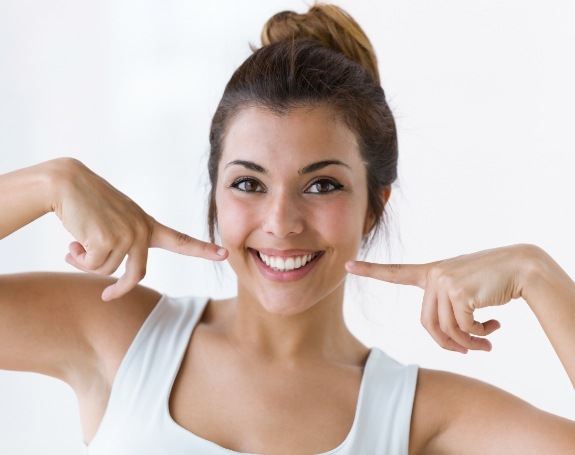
xmin=95 ymin=294 xmax=210 ymax=433
xmin=351 ymin=347 xmax=419 ymax=454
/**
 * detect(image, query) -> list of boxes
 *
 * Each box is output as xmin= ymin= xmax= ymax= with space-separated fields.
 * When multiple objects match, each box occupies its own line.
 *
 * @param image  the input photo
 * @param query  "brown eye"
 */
xmin=230 ymin=177 xmax=264 ymax=193
xmin=306 ymin=178 xmax=344 ymax=194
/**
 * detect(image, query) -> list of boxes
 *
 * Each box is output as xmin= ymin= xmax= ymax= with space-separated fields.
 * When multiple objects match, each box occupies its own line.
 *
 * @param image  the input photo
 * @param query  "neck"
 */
xmin=224 ymin=282 xmax=363 ymax=364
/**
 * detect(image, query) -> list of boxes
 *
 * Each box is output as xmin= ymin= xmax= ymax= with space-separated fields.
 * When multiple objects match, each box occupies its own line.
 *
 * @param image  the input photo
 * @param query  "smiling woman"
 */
xmin=1 ymin=1 xmax=574 ymax=455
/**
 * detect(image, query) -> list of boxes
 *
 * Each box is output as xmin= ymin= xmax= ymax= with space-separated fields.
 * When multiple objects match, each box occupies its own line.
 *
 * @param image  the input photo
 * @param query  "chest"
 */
xmin=170 ymin=378 xmax=358 ymax=453
xmin=78 ymin=331 xmax=364 ymax=454
xmin=168 ymin=330 xmax=365 ymax=454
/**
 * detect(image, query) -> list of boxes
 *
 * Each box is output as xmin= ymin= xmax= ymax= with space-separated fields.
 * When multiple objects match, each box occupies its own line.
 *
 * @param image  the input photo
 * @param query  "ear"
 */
xmin=362 ymin=186 xmax=392 ymax=236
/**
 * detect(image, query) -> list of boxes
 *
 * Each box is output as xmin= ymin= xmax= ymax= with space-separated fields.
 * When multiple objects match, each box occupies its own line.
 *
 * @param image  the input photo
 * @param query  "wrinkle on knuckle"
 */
xmin=175 ymin=231 xmax=193 ymax=247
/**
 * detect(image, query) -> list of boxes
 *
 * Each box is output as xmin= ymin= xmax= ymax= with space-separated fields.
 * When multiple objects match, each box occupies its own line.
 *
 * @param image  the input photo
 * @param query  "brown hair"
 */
xmin=207 ymin=2 xmax=398 ymax=255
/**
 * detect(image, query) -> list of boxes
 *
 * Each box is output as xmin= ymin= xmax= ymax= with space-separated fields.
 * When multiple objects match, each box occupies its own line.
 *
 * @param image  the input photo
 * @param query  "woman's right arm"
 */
xmin=0 ymin=158 xmax=119 ymax=387
xmin=0 ymin=157 xmax=227 ymax=388
xmin=0 ymin=157 xmax=63 ymax=241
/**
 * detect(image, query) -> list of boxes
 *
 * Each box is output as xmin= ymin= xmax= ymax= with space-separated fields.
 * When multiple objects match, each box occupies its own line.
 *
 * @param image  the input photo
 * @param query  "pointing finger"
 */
xmin=345 ymin=260 xmax=428 ymax=288
xmin=149 ymin=220 xmax=227 ymax=260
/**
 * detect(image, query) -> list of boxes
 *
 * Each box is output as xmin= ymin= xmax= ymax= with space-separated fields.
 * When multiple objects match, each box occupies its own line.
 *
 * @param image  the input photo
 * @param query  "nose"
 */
xmin=261 ymin=190 xmax=305 ymax=238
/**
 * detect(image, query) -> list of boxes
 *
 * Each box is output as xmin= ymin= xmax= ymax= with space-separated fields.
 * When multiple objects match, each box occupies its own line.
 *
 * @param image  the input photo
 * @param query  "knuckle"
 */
xmin=175 ymin=231 xmax=193 ymax=247
xmin=92 ymin=230 xmax=112 ymax=247
xmin=449 ymin=287 xmax=466 ymax=300
xmin=438 ymin=339 xmax=451 ymax=349
xmin=459 ymin=321 xmax=473 ymax=332
xmin=83 ymin=257 xmax=100 ymax=269
xmin=134 ymin=222 xmax=149 ymax=240
xmin=428 ymin=266 xmax=443 ymax=281
xmin=437 ymin=273 xmax=454 ymax=288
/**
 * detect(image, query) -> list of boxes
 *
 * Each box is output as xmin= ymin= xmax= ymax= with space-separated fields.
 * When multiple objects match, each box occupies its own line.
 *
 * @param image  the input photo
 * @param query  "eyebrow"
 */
xmin=224 ymin=159 xmax=351 ymax=175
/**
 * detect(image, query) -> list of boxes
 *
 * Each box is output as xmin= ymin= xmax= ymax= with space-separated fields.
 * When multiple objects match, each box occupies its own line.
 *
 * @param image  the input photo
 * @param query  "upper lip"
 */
xmin=250 ymin=247 xmax=322 ymax=258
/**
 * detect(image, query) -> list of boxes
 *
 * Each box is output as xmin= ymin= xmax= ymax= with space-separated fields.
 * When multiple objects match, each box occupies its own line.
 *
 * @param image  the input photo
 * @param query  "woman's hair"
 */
xmin=206 ymin=2 xmax=398 ymax=256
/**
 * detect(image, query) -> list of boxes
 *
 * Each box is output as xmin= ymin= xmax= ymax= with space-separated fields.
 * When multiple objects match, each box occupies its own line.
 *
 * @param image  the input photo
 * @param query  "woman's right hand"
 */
xmin=50 ymin=158 xmax=228 ymax=302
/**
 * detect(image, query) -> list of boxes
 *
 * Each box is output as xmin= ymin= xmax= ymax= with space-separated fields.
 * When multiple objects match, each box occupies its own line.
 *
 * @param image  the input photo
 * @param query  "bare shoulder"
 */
xmin=0 ymin=271 xmax=163 ymax=389
xmin=409 ymin=367 xmax=575 ymax=455
xmin=408 ymin=367 xmax=446 ymax=455
xmin=76 ymin=279 xmax=163 ymax=389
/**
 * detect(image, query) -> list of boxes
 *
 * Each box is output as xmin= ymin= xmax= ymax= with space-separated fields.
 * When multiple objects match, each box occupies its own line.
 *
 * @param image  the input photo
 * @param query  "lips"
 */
xmin=255 ymin=249 xmax=323 ymax=268
xmin=248 ymin=247 xmax=325 ymax=282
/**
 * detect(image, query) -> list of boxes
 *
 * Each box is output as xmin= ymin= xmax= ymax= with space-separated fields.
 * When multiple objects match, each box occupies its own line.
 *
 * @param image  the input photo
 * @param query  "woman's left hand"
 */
xmin=345 ymin=243 xmax=537 ymax=354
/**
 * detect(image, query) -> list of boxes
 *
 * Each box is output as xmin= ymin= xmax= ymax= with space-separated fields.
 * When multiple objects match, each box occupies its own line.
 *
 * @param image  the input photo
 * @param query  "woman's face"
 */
xmin=215 ymin=105 xmax=374 ymax=315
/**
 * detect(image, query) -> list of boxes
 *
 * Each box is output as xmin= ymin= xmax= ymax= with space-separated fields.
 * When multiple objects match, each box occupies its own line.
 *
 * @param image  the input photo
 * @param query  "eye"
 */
xmin=229 ymin=177 xmax=264 ymax=193
xmin=306 ymin=178 xmax=344 ymax=194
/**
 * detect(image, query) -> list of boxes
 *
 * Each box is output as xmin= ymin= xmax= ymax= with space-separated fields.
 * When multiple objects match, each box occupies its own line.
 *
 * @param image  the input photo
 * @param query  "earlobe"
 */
xmin=362 ymin=186 xmax=391 ymax=236
xmin=383 ymin=186 xmax=392 ymax=205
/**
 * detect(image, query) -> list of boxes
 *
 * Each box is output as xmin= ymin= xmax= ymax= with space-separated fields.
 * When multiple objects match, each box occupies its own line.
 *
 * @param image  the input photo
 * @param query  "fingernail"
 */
xmin=216 ymin=247 xmax=227 ymax=256
xmin=345 ymin=261 xmax=356 ymax=269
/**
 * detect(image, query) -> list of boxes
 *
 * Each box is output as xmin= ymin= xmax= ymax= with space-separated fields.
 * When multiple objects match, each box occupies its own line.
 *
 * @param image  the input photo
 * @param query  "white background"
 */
xmin=1 ymin=0 xmax=574 ymax=453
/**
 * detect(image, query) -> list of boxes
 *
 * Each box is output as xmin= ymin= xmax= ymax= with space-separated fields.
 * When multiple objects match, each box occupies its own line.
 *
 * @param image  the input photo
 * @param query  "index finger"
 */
xmin=150 ymin=220 xmax=227 ymax=260
xmin=345 ymin=260 xmax=429 ymax=288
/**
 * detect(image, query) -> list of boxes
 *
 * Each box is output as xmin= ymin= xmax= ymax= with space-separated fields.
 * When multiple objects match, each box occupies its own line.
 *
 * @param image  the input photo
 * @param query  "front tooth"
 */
xmin=295 ymin=256 xmax=302 ymax=268
xmin=276 ymin=257 xmax=286 ymax=270
xmin=285 ymin=257 xmax=295 ymax=270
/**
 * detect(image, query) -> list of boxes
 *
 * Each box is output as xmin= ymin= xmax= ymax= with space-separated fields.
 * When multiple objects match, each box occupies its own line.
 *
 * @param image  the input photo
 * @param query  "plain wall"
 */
xmin=0 ymin=0 xmax=574 ymax=453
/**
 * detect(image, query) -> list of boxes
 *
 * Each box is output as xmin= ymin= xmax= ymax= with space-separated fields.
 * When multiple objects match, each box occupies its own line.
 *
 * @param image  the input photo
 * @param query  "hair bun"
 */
xmin=259 ymin=2 xmax=380 ymax=84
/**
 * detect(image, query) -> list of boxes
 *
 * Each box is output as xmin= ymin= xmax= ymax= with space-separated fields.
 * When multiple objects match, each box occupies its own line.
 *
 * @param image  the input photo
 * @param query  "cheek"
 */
xmin=313 ymin=200 xmax=365 ymax=247
xmin=215 ymin=191 xmax=254 ymax=247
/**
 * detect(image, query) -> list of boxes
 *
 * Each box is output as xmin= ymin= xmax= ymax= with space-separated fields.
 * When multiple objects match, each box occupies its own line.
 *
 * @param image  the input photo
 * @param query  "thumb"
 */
xmin=345 ymin=260 xmax=428 ymax=288
xmin=150 ymin=220 xmax=227 ymax=260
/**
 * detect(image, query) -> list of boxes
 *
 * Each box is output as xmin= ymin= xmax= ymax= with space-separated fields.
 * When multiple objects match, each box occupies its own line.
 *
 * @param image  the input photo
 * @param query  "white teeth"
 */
xmin=257 ymin=251 xmax=319 ymax=272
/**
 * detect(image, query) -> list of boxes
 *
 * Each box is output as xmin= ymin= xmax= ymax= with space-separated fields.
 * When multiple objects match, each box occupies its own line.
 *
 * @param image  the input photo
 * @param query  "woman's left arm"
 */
xmin=346 ymin=243 xmax=575 ymax=454
xmin=521 ymin=244 xmax=575 ymax=387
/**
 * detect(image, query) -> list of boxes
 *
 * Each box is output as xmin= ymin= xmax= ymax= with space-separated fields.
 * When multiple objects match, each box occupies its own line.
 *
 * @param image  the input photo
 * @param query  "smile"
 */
xmin=248 ymin=248 xmax=324 ymax=282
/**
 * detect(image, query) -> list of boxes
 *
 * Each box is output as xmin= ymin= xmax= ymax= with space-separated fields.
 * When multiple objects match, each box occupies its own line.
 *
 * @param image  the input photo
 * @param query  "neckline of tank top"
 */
xmin=163 ymin=294 xmax=378 ymax=455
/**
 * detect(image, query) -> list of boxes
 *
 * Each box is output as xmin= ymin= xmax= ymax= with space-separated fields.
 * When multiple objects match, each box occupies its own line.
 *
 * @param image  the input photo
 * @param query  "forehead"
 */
xmin=220 ymin=105 xmax=360 ymax=167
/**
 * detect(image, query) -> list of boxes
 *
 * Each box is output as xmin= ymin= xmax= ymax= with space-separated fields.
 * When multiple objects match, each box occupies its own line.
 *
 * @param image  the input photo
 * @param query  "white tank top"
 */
xmin=84 ymin=294 xmax=419 ymax=454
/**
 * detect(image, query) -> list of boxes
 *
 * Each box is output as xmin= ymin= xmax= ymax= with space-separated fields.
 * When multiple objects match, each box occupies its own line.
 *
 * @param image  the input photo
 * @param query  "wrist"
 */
xmin=40 ymin=157 xmax=79 ymax=214
xmin=515 ymin=243 xmax=556 ymax=304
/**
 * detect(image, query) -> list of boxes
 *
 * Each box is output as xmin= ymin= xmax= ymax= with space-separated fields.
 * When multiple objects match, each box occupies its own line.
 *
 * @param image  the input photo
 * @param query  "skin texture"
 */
xmin=213 ymin=104 xmax=387 ymax=363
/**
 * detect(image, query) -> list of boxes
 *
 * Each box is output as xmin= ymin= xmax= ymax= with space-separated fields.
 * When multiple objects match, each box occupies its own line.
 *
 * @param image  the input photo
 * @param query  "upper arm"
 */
xmin=419 ymin=368 xmax=575 ymax=454
xmin=0 ymin=271 xmax=161 ymax=388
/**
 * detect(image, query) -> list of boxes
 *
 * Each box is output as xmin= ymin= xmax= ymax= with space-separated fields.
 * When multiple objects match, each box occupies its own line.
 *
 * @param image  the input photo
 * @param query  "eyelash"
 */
xmin=229 ymin=177 xmax=344 ymax=194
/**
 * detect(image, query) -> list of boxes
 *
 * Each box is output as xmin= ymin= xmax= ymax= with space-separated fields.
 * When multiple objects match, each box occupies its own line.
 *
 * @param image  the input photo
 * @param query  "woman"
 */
xmin=1 ymin=2 xmax=573 ymax=454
